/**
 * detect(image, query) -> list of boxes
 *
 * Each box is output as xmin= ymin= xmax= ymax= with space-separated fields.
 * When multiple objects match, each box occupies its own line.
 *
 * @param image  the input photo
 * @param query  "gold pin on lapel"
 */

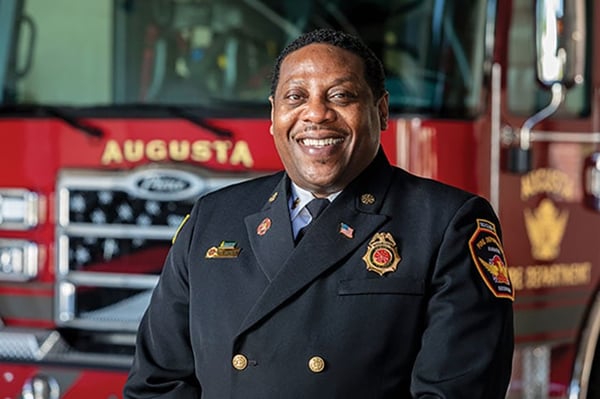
xmin=205 ymin=241 xmax=241 ymax=258
xmin=268 ymin=192 xmax=278 ymax=203
xmin=362 ymin=232 xmax=401 ymax=276
xmin=360 ymin=193 xmax=376 ymax=205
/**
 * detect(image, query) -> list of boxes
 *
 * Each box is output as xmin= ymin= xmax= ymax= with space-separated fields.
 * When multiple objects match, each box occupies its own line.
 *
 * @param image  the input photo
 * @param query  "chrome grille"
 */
xmin=67 ymin=189 xmax=189 ymax=227
xmin=56 ymin=166 xmax=251 ymax=331
xmin=67 ymin=235 xmax=161 ymax=270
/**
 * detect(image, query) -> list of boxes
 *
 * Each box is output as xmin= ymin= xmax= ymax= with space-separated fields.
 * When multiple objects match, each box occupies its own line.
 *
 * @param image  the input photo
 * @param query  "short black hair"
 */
xmin=270 ymin=28 xmax=386 ymax=100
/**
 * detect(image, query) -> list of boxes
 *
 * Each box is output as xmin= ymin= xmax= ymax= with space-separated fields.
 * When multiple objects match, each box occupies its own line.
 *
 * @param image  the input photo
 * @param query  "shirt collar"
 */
xmin=289 ymin=182 xmax=341 ymax=221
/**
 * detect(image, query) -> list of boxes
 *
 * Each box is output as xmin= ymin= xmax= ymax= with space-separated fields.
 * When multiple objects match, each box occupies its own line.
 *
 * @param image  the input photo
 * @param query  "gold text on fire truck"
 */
xmin=101 ymin=139 xmax=254 ymax=167
xmin=521 ymin=168 xmax=574 ymax=201
xmin=508 ymin=262 xmax=591 ymax=291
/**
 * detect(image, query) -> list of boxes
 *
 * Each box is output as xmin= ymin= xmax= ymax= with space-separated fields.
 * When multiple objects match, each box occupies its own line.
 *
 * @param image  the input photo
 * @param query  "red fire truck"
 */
xmin=0 ymin=0 xmax=598 ymax=397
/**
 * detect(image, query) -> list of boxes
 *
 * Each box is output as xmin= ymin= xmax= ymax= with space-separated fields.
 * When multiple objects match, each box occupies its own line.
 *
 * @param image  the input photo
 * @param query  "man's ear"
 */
xmin=269 ymin=96 xmax=275 ymax=136
xmin=378 ymin=91 xmax=389 ymax=131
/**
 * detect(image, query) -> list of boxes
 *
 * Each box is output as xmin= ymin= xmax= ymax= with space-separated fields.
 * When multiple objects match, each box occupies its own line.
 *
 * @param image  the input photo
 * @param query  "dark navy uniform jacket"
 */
xmin=124 ymin=149 xmax=514 ymax=398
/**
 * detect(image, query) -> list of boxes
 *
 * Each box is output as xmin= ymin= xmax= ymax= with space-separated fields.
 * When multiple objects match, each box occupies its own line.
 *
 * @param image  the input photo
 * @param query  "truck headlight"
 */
xmin=0 ymin=189 xmax=40 ymax=229
xmin=0 ymin=240 xmax=38 ymax=281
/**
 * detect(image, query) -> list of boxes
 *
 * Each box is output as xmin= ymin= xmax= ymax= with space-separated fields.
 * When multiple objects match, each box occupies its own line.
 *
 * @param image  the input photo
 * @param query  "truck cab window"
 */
xmin=1 ymin=0 xmax=489 ymax=119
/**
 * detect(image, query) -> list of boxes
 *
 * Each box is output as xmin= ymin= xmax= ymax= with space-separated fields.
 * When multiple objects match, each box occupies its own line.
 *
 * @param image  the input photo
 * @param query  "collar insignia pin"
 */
xmin=292 ymin=198 xmax=301 ymax=210
xmin=268 ymin=192 xmax=278 ymax=203
xmin=256 ymin=217 xmax=272 ymax=236
xmin=360 ymin=193 xmax=376 ymax=205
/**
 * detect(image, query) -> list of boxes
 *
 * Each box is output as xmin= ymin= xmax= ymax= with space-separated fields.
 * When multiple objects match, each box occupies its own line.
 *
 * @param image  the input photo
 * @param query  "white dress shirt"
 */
xmin=289 ymin=183 xmax=341 ymax=239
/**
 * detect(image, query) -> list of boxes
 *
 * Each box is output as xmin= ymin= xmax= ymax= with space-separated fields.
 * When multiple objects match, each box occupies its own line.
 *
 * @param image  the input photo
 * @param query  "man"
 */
xmin=124 ymin=28 xmax=514 ymax=398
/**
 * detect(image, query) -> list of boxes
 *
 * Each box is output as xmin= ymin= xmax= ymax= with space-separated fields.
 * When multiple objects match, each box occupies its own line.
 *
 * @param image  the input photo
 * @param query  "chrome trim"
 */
xmin=59 ymin=166 xmax=204 ymax=197
xmin=504 ymin=129 xmax=600 ymax=146
xmin=56 ymin=235 xmax=69 ymax=276
xmin=127 ymin=167 xmax=207 ymax=201
xmin=21 ymin=374 xmax=60 ymax=399
xmin=60 ymin=289 xmax=153 ymax=331
xmin=531 ymin=130 xmax=600 ymax=144
xmin=568 ymin=291 xmax=600 ymax=398
xmin=0 ymin=189 xmax=40 ymax=230
xmin=523 ymin=345 xmax=551 ymax=399
xmin=519 ymin=83 xmax=564 ymax=150
xmin=0 ymin=239 xmax=38 ymax=281
xmin=66 ymin=272 xmax=158 ymax=289
xmin=0 ymin=329 xmax=62 ymax=361
xmin=490 ymin=63 xmax=501 ymax=212
xmin=56 ymin=282 xmax=75 ymax=323
xmin=57 ymin=187 xmax=70 ymax=227
xmin=62 ymin=224 xmax=176 ymax=239
xmin=0 ymin=327 xmax=133 ymax=369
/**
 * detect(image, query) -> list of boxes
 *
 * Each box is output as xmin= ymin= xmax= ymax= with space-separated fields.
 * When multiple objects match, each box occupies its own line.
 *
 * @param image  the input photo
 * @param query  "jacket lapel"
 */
xmin=237 ymin=149 xmax=394 ymax=337
xmin=244 ymin=177 xmax=295 ymax=281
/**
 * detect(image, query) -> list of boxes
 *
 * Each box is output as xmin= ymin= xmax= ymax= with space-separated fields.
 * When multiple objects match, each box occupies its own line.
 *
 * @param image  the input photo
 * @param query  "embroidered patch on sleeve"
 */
xmin=468 ymin=219 xmax=514 ymax=301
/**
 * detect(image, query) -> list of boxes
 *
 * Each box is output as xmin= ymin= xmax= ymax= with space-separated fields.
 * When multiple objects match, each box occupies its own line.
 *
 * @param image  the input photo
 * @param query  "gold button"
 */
xmin=308 ymin=356 xmax=325 ymax=373
xmin=232 ymin=354 xmax=248 ymax=370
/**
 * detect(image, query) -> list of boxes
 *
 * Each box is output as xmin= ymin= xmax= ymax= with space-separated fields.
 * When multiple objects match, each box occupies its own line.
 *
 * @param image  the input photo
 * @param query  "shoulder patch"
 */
xmin=468 ymin=219 xmax=514 ymax=301
xmin=172 ymin=214 xmax=191 ymax=244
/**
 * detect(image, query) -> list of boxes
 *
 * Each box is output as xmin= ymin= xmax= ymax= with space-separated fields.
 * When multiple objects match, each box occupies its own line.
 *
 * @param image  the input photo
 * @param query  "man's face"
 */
xmin=270 ymin=43 xmax=388 ymax=197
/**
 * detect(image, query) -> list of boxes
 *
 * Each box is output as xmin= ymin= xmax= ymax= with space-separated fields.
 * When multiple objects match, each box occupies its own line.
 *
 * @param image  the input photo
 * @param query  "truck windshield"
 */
xmin=0 ymin=0 xmax=490 ymax=117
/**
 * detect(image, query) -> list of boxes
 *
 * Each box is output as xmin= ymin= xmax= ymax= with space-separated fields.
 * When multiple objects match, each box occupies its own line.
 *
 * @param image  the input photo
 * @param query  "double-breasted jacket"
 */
xmin=124 ymin=150 xmax=514 ymax=398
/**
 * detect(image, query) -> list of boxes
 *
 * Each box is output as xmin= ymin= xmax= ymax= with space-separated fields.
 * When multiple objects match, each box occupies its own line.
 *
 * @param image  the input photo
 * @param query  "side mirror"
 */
xmin=536 ymin=0 xmax=586 ymax=88
xmin=506 ymin=0 xmax=586 ymax=174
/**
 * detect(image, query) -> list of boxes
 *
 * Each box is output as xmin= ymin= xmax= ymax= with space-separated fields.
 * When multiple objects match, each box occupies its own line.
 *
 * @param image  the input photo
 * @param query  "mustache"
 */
xmin=294 ymin=124 xmax=346 ymax=135
xmin=303 ymin=124 xmax=322 ymax=132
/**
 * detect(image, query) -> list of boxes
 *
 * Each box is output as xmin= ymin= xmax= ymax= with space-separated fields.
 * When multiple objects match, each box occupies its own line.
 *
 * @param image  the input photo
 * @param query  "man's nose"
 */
xmin=302 ymin=97 xmax=334 ymax=123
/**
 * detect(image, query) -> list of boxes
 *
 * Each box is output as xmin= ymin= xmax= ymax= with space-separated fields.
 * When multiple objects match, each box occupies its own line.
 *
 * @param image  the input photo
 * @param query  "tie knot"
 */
xmin=305 ymin=198 xmax=330 ymax=219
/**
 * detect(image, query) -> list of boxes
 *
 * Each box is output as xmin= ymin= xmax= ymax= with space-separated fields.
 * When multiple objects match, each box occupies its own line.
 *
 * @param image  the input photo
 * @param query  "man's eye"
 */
xmin=331 ymin=92 xmax=356 ymax=103
xmin=283 ymin=93 xmax=305 ymax=104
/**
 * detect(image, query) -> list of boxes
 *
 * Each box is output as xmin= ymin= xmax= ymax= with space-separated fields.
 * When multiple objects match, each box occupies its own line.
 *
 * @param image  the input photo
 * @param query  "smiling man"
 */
xmin=124 ymin=29 xmax=514 ymax=399
xmin=269 ymin=38 xmax=387 ymax=197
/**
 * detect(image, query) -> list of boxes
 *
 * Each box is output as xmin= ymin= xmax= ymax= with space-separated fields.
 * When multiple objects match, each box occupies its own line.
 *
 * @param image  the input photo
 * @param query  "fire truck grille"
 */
xmin=56 ymin=167 xmax=250 ymax=331
xmin=68 ymin=235 xmax=170 ymax=270
xmin=68 ymin=189 xmax=189 ymax=227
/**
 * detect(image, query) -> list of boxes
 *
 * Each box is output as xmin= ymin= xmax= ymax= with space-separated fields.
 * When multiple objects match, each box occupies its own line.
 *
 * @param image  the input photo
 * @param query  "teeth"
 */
xmin=301 ymin=138 xmax=344 ymax=147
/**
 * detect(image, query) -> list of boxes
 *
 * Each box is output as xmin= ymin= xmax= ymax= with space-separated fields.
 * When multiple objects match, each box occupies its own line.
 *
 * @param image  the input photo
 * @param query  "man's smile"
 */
xmin=298 ymin=137 xmax=345 ymax=147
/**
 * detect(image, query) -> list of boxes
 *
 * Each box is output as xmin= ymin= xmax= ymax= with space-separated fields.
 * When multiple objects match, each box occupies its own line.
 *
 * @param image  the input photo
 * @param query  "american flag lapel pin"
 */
xmin=339 ymin=222 xmax=354 ymax=239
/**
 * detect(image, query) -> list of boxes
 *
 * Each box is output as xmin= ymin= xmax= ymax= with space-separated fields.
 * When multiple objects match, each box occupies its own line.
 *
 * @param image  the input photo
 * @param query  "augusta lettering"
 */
xmin=101 ymin=139 xmax=254 ymax=167
xmin=521 ymin=168 xmax=574 ymax=201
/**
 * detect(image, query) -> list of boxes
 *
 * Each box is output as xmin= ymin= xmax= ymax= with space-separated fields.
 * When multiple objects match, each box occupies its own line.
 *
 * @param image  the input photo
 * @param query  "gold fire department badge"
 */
xmin=362 ymin=232 xmax=401 ymax=276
